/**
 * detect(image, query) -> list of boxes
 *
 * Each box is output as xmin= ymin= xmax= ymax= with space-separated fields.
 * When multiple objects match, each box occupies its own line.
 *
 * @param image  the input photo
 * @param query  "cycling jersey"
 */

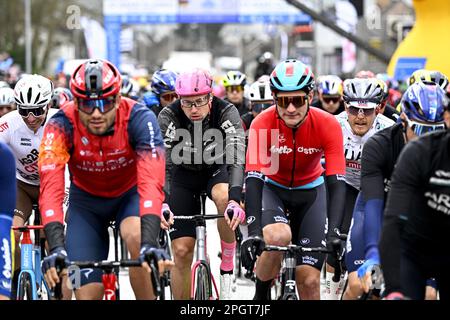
xmin=158 ymin=96 xmax=245 ymax=203
xmin=381 ymin=130 xmax=450 ymax=298
xmin=246 ymin=106 xmax=345 ymax=187
xmin=0 ymin=142 xmax=15 ymax=298
xmin=0 ymin=109 xmax=58 ymax=186
xmin=38 ymin=98 xmax=165 ymax=227
xmin=335 ymin=111 xmax=395 ymax=190
xmin=244 ymin=106 xmax=346 ymax=240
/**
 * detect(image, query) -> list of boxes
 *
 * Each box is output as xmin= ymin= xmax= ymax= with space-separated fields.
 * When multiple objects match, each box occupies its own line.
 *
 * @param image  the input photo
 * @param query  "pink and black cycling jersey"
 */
xmin=38 ymin=97 xmax=165 ymax=226
xmin=245 ymin=106 xmax=345 ymax=187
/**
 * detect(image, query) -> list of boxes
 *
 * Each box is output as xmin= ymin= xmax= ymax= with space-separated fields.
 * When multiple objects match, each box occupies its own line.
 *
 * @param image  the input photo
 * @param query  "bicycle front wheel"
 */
xmin=17 ymin=273 xmax=34 ymax=300
xmin=193 ymin=263 xmax=212 ymax=300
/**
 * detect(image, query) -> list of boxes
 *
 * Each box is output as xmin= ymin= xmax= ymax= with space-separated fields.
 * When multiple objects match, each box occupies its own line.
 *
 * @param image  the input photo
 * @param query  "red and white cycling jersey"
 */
xmin=246 ymin=106 xmax=345 ymax=187
xmin=0 ymin=109 xmax=58 ymax=186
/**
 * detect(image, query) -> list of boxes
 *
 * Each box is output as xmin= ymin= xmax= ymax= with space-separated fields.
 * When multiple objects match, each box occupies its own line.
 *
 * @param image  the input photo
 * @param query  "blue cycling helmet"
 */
xmin=151 ymin=69 xmax=177 ymax=95
xmin=270 ymin=59 xmax=315 ymax=94
xmin=142 ymin=91 xmax=159 ymax=109
xmin=401 ymin=82 xmax=446 ymax=123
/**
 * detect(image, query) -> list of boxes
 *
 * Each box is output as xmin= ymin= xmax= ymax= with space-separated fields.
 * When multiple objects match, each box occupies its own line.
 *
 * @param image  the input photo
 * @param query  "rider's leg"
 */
xmin=120 ymin=216 xmax=154 ymax=300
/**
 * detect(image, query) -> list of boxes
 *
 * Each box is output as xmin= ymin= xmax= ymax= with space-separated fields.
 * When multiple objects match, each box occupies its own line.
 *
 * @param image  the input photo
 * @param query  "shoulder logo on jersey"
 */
xmin=221 ymin=120 xmax=236 ymax=134
xmin=0 ymin=122 xmax=9 ymax=132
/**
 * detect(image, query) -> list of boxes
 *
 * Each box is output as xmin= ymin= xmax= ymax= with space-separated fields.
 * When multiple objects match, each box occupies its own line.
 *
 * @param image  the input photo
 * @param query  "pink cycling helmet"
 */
xmin=175 ymin=68 xmax=213 ymax=97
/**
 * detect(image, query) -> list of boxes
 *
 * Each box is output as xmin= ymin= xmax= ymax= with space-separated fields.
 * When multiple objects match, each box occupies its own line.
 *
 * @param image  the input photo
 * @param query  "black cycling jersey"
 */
xmin=241 ymin=111 xmax=254 ymax=131
xmin=158 ymin=96 xmax=246 ymax=203
xmin=380 ymin=130 xmax=450 ymax=297
xmin=361 ymin=123 xmax=405 ymax=201
xmin=311 ymin=99 xmax=345 ymax=115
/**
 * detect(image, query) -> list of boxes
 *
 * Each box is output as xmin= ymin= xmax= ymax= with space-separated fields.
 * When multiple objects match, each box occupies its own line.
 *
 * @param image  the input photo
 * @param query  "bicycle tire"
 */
xmin=194 ymin=263 xmax=212 ymax=300
xmin=17 ymin=273 xmax=34 ymax=300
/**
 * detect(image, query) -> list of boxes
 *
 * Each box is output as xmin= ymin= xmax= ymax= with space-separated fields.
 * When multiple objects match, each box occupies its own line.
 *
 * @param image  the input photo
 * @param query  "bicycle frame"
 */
xmin=264 ymin=244 xmax=332 ymax=300
xmin=13 ymin=225 xmax=50 ymax=300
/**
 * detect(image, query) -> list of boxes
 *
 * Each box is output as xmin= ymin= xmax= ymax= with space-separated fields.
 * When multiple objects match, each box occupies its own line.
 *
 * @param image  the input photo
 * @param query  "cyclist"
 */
xmin=255 ymin=52 xmax=275 ymax=80
xmin=0 ymin=142 xmax=15 ymax=300
xmin=50 ymin=87 xmax=73 ymax=109
xmin=242 ymin=59 xmax=346 ymax=300
xmin=0 ymin=87 xmax=15 ymax=117
xmin=158 ymin=68 xmax=246 ymax=300
xmin=0 ymin=75 xmax=58 ymax=296
xmin=325 ymin=78 xmax=395 ymax=300
xmin=350 ymin=82 xmax=447 ymax=299
xmin=376 ymin=73 xmax=402 ymax=110
xmin=408 ymin=69 xmax=448 ymax=90
xmin=312 ymin=75 xmax=345 ymax=115
xmin=379 ymin=83 xmax=450 ymax=300
xmin=141 ymin=91 xmax=160 ymax=112
xmin=150 ymin=69 xmax=178 ymax=117
xmin=38 ymin=59 xmax=173 ymax=300
xmin=241 ymin=78 xmax=273 ymax=131
xmin=374 ymin=78 xmax=400 ymax=122
xmin=120 ymin=75 xmax=139 ymax=101
xmin=223 ymin=71 xmax=250 ymax=116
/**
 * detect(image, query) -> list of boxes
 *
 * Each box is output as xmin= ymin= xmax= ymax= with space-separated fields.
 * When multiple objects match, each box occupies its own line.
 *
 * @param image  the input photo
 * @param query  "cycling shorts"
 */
xmin=66 ymin=183 xmax=139 ymax=285
xmin=15 ymin=180 xmax=39 ymax=221
xmin=261 ymin=182 xmax=327 ymax=270
xmin=168 ymin=164 xmax=229 ymax=240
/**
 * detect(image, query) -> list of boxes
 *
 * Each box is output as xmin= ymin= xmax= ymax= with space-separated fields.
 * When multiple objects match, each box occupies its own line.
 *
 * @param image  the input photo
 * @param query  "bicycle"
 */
xmin=263 ymin=239 xmax=345 ymax=300
xmin=12 ymin=205 xmax=51 ymax=300
xmin=165 ymin=192 xmax=233 ymax=300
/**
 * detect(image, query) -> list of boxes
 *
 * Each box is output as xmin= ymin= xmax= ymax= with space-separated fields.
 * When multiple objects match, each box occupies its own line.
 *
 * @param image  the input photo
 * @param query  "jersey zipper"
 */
xmin=289 ymin=128 xmax=297 ymax=187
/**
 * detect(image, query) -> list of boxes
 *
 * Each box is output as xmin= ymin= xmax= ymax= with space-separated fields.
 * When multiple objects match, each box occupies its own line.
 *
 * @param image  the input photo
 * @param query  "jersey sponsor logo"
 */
xmin=302 ymin=255 xmax=318 ymax=266
xmin=344 ymin=147 xmax=362 ymax=162
xmin=43 ymin=132 xmax=55 ymax=150
xmin=20 ymin=137 xmax=32 ymax=146
xmin=430 ymin=170 xmax=450 ymax=186
xmin=300 ymin=238 xmax=310 ymax=245
xmin=19 ymin=148 xmax=39 ymax=166
xmin=270 ymin=145 xmax=292 ymax=154
xmin=278 ymin=134 xmax=286 ymax=143
xmin=0 ymin=122 xmax=9 ymax=132
xmin=273 ymin=216 xmax=288 ymax=224
xmin=353 ymin=260 xmax=365 ymax=265
xmin=346 ymin=160 xmax=361 ymax=170
xmin=246 ymin=216 xmax=256 ymax=225
xmin=1 ymin=237 xmax=12 ymax=285
xmin=424 ymin=191 xmax=450 ymax=215
xmin=221 ymin=120 xmax=236 ymax=134
xmin=81 ymin=136 xmax=89 ymax=146
xmin=144 ymin=200 xmax=153 ymax=208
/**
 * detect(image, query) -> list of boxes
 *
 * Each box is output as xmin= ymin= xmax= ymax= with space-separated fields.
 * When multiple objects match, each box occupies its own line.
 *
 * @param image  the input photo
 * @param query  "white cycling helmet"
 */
xmin=14 ymin=74 xmax=54 ymax=107
xmin=0 ymin=87 xmax=15 ymax=105
xmin=248 ymin=79 xmax=273 ymax=102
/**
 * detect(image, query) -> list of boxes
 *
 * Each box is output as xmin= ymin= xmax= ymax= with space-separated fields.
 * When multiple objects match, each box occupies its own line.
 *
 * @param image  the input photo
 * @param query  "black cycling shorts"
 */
xmin=168 ymin=164 xmax=229 ymax=240
xmin=261 ymin=182 xmax=327 ymax=270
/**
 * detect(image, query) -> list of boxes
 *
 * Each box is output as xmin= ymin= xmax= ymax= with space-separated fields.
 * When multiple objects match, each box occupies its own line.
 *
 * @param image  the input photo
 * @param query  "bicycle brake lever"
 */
xmin=149 ymin=263 xmax=162 ymax=298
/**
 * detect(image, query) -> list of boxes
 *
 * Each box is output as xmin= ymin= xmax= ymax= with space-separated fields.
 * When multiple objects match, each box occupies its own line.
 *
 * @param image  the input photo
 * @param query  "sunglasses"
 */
xmin=251 ymin=102 xmax=273 ymax=113
xmin=276 ymin=95 xmax=307 ymax=109
xmin=77 ymin=96 xmax=117 ymax=115
xmin=407 ymin=118 xmax=445 ymax=136
xmin=160 ymin=92 xmax=178 ymax=101
xmin=323 ymin=96 xmax=340 ymax=104
xmin=18 ymin=105 xmax=47 ymax=118
xmin=347 ymin=105 xmax=376 ymax=117
xmin=225 ymin=85 xmax=243 ymax=93
xmin=180 ymin=94 xmax=210 ymax=109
